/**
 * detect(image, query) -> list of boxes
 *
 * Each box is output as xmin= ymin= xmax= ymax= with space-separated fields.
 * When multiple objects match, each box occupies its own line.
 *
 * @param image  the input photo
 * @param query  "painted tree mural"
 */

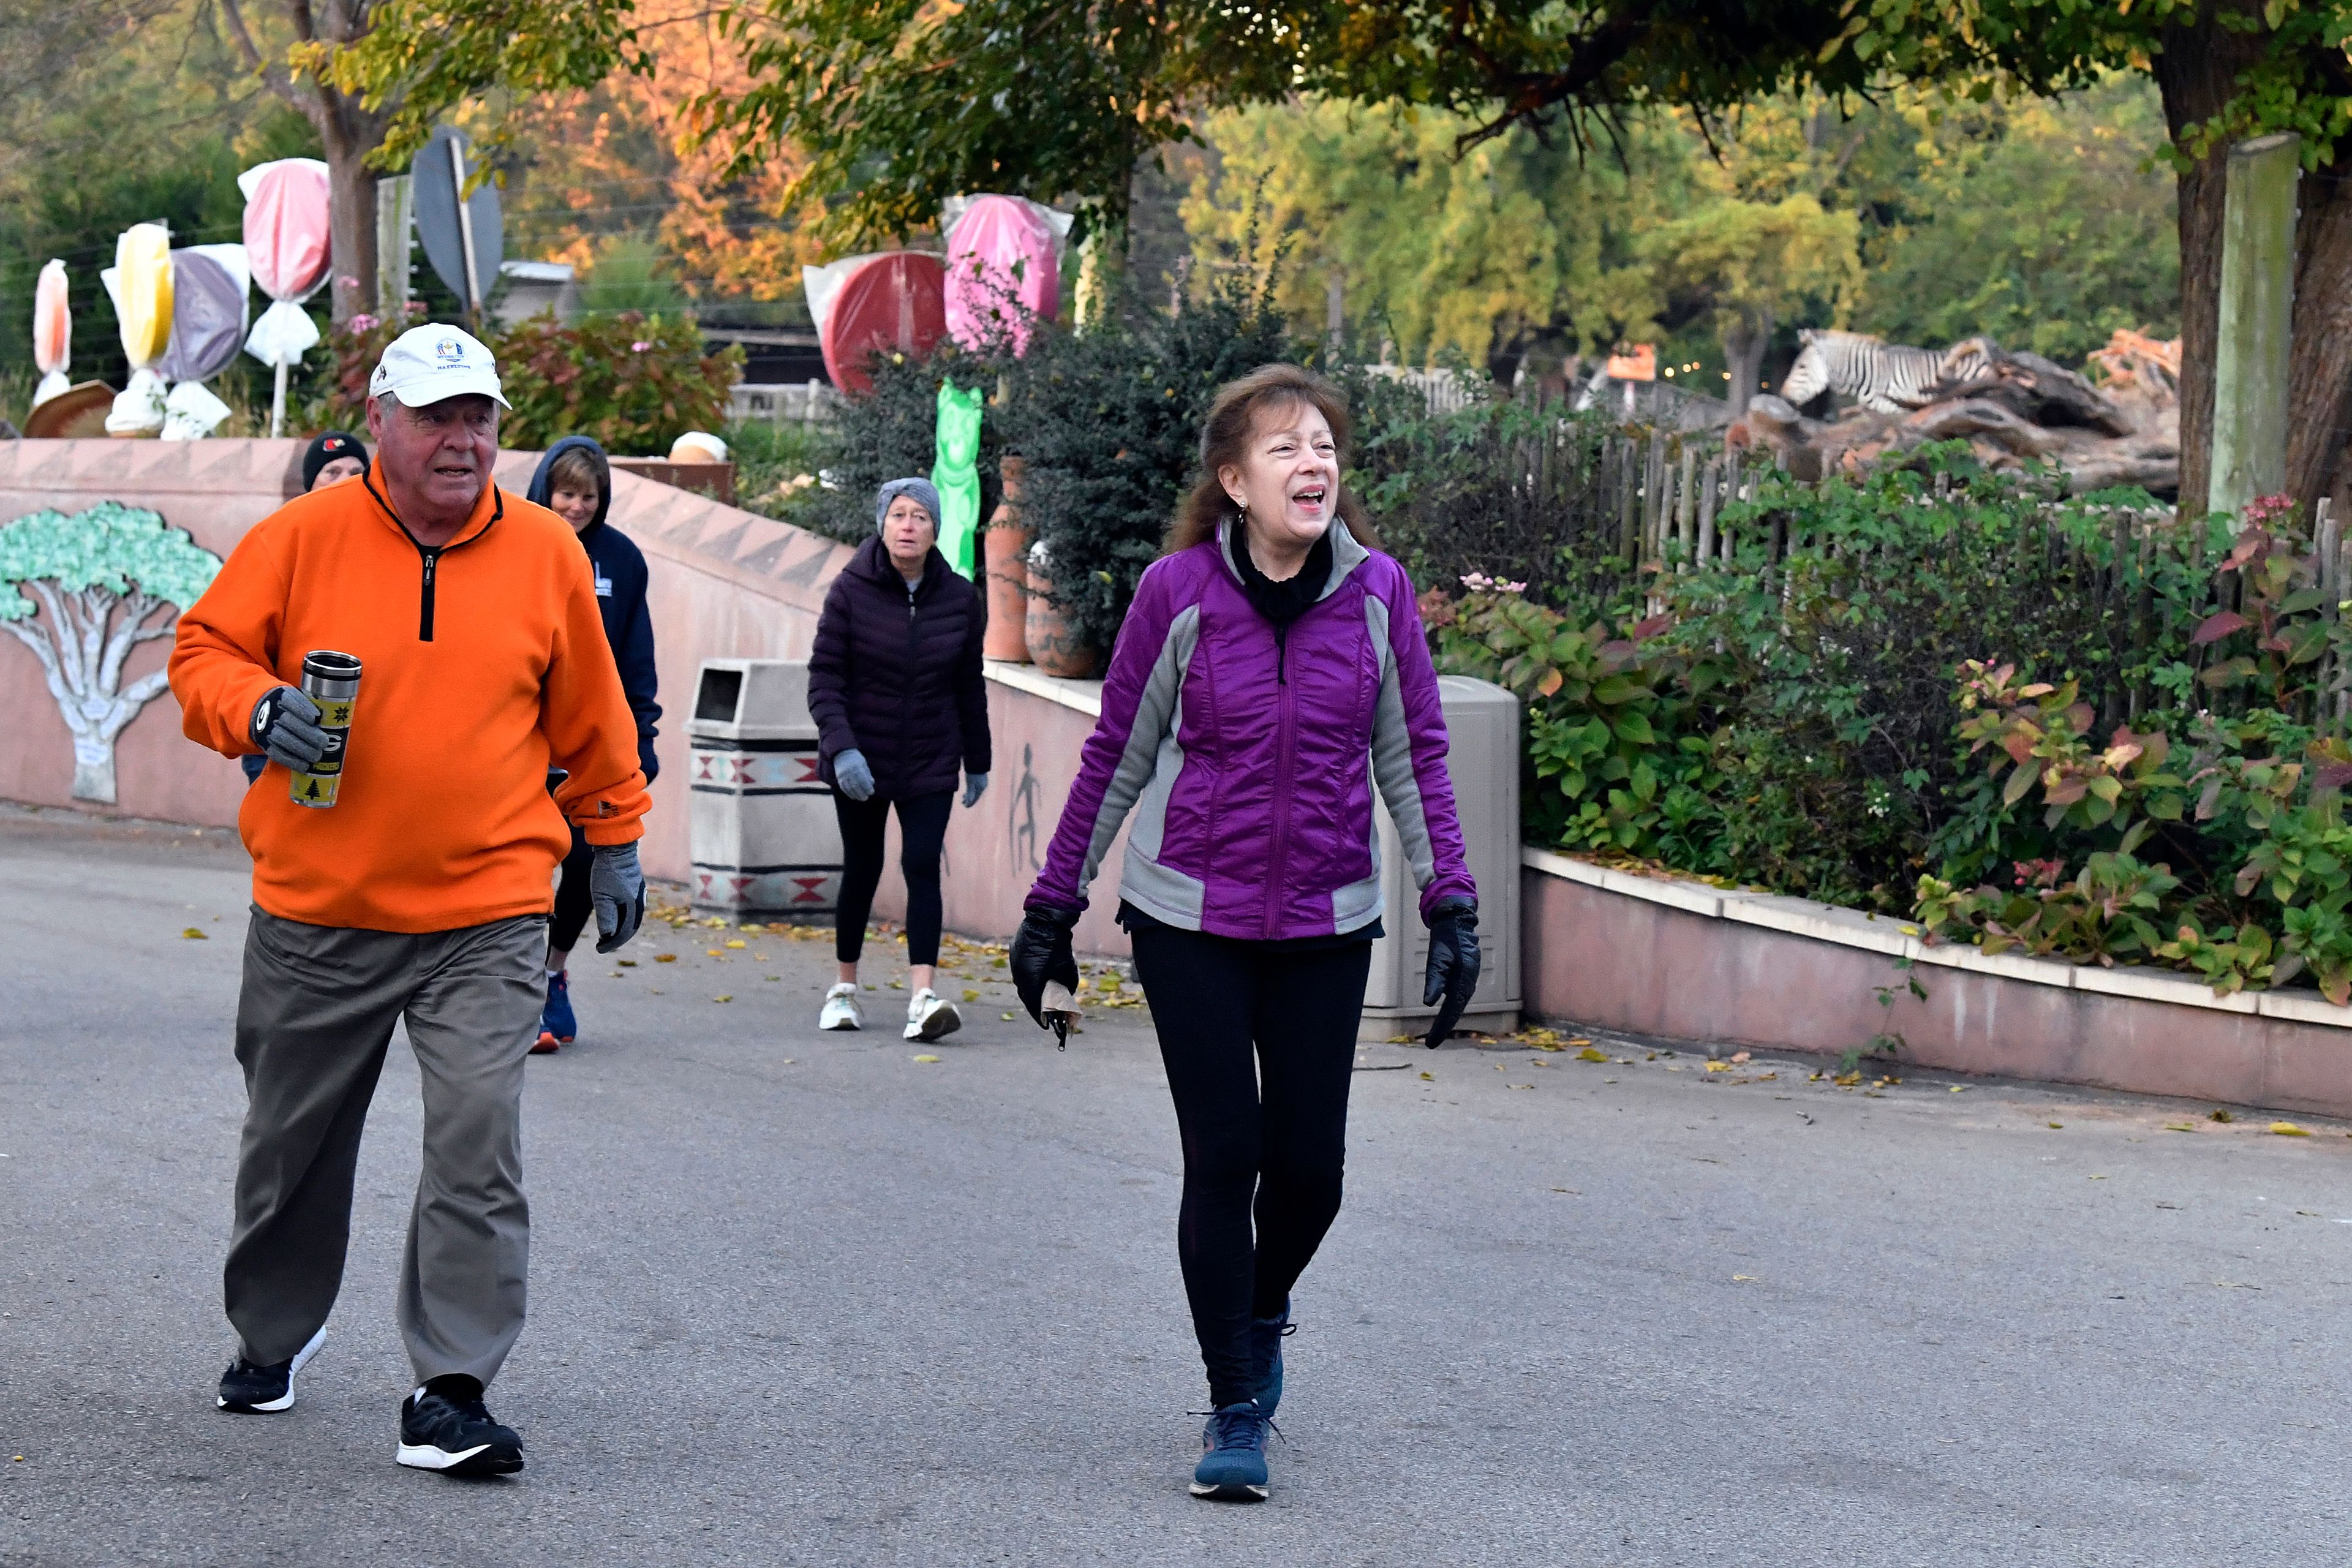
xmin=0 ymin=503 xmax=221 ymax=804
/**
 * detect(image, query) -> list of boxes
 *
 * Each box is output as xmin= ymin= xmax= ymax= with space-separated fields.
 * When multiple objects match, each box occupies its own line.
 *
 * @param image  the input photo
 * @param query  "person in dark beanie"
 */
xmin=805 ymin=477 xmax=991 ymax=1042
xmin=302 ymin=431 xmax=368 ymax=491
xmin=524 ymin=435 xmax=660 ymax=1051
xmin=241 ymin=433 xmax=375 ymax=784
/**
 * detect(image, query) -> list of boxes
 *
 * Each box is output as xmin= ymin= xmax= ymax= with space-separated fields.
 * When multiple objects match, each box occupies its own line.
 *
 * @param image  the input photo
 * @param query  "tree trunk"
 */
xmin=322 ymin=137 xmax=382 ymax=327
xmin=70 ymin=732 xmax=115 ymax=805
xmin=2286 ymin=164 xmax=2352 ymax=518
xmin=2154 ymin=5 xmax=2352 ymax=521
xmin=1722 ymin=307 xmax=1771 ymax=420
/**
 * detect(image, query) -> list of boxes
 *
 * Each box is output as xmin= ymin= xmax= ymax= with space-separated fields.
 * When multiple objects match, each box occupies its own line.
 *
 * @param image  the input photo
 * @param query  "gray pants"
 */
xmin=225 ymin=908 xmax=543 ymax=1387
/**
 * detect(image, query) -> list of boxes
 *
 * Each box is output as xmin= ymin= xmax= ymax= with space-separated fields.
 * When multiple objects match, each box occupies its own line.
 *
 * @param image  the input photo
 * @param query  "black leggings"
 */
xmin=1128 ymin=924 xmax=1372 ymax=1406
xmin=549 ymin=824 xmax=594 ymax=956
xmin=834 ymin=790 xmax=954 ymax=967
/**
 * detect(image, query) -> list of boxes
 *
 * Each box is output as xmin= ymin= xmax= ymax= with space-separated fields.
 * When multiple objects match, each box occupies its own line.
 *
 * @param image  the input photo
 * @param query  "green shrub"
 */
xmin=809 ymin=343 xmax=1006 ymax=546
xmin=314 ymin=309 xmax=741 ymax=457
xmin=997 ymin=272 xmax=1298 ymax=655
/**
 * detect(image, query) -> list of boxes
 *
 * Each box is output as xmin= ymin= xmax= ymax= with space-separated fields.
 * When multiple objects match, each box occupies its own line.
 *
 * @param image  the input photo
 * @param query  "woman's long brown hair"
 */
xmin=1163 ymin=363 xmax=1381 ymax=556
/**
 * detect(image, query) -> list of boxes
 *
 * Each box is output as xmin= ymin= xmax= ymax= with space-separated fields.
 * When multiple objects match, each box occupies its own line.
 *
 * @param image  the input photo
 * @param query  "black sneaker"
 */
xmin=216 ymin=1326 xmax=326 ymax=1413
xmin=396 ymin=1382 xmax=525 ymax=1477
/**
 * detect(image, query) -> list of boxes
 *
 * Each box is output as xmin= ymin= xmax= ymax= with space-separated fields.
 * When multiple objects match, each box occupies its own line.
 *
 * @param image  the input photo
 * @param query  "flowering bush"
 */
xmin=312 ymin=308 xmax=741 ymax=456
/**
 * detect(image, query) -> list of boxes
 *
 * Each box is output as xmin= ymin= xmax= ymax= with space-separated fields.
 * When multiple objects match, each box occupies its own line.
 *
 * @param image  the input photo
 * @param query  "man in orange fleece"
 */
xmin=169 ymin=323 xmax=649 ymax=1479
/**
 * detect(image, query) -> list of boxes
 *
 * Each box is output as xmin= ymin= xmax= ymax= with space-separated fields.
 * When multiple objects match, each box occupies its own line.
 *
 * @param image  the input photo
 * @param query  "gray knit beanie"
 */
xmin=875 ymin=477 xmax=941 ymax=533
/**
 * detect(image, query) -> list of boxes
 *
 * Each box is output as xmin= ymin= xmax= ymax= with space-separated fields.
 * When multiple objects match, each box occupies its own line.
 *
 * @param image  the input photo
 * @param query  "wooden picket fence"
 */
xmin=1533 ymin=427 xmax=2352 ymax=737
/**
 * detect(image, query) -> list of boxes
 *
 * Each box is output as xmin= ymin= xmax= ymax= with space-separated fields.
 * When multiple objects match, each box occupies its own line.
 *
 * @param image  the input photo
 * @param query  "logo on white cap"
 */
xmin=369 ymin=323 xmax=510 ymax=410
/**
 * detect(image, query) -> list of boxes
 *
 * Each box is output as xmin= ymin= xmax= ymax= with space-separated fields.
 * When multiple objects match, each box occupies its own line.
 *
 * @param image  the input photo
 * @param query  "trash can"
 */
xmin=687 ymin=658 xmax=842 ymax=919
xmin=1359 ymin=676 xmax=1521 ymax=1040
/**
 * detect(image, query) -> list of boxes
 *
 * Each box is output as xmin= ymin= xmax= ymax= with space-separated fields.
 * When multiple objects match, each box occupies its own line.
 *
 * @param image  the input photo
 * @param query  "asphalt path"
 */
xmin=5 ymin=802 xmax=2352 ymax=1566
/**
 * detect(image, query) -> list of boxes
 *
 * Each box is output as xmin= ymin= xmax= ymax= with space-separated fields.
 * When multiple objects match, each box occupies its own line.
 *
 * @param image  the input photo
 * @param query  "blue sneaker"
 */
xmin=535 ymin=970 xmax=575 ymax=1053
xmin=1189 ymin=1402 xmax=1272 ymax=1500
xmin=1249 ymin=1300 xmax=1295 ymax=1416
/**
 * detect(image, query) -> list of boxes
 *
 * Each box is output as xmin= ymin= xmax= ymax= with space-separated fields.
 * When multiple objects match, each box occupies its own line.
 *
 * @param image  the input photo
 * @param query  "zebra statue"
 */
xmin=1779 ymin=329 xmax=1992 ymax=415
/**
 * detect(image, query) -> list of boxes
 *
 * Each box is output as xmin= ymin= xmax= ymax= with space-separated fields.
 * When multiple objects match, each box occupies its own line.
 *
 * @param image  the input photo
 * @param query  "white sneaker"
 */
xmin=905 ymin=987 xmax=962 ymax=1042
xmin=819 ymin=982 xmax=863 ymax=1031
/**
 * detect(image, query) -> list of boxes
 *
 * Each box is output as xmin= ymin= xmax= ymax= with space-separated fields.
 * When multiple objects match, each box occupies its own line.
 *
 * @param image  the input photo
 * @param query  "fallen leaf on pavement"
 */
xmin=913 ymin=1054 xmax=941 ymax=1063
xmin=725 ymin=939 xmax=747 ymax=949
xmin=1419 ymin=1071 xmax=1435 ymax=1081
xmin=181 ymin=928 xmax=207 ymax=939
xmin=706 ymin=948 xmax=725 ymax=957
xmin=2270 ymin=1121 xmax=2312 ymax=1137
xmin=1729 ymin=1051 xmax=1751 ymax=1065
xmin=618 ymin=959 xmax=637 ymax=967
xmin=1732 ymin=1274 xmax=1757 ymax=1283
xmin=1000 ymin=1012 xmax=1016 ymax=1021
xmin=962 ymin=989 xmax=980 ymax=1002
xmin=1704 ymin=1061 xmax=1730 ymax=1073
xmin=2163 ymin=1123 xmax=2195 ymax=1131
xmin=1577 ymin=1047 xmax=1608 ymax=1063
xmin=2048 ymin=1121 xmax=2064 ymax=1129
xmin=2209 ymin=1108 xmax=2233 ymax=1122
xmin=654 ymin=954 xmax=677 ymax=963
xmin=713 ymin=995 xmax=732 ymax=1003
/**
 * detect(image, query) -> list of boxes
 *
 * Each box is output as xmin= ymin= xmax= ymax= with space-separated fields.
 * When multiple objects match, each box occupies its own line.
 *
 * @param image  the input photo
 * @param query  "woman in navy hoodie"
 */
xmin=526 ymin=435 xmax=662 ymax=1050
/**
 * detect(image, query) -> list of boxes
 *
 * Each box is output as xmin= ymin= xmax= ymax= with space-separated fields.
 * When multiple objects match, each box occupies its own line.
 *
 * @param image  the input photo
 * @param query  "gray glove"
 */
xmin=834 ymin=748 xmax=875 ymax=801
xmin=249 ymin=686 xmax=328 ymax=772
xmin=962 ymin=771 xmax=989 ymax=809
xmin=590 ymin=842 xmax=646 ymax=953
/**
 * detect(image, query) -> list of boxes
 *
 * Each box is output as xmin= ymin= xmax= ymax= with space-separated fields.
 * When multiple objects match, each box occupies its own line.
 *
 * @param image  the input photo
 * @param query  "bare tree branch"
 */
xmin=97 ymin=594 xmax=164 ymax=697
xmin=217 ymin=0 xmax=310 ymax=118
xmin=26 ymin=582 xmax=86 ymax=695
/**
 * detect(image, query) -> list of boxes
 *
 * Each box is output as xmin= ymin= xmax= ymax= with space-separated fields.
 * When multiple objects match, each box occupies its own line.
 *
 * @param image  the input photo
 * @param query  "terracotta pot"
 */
xmin=1025 ymin=540 xmax=1100 ymax=679
xmin=982 ymin=456 xmax=1032 ymax=662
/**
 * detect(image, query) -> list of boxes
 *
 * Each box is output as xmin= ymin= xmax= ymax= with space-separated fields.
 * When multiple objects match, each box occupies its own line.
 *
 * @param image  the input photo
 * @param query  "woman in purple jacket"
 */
xmin=1011 ymin=364 xmax=1480 ymax=1501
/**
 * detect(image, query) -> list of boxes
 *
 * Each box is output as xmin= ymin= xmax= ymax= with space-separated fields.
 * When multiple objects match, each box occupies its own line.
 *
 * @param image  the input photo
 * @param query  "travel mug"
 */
xmin=288 ymin=650 xmax=362 ymax=808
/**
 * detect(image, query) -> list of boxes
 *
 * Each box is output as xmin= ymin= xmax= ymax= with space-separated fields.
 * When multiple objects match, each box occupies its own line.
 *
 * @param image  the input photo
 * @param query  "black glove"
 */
xmin=1011 ymin=904 xmax=1081 ymax=1044
xmin=249 ymin=686 xmax=328 ymax=772
xmin=1422 ymin=897 xmax=1481 ymax=1049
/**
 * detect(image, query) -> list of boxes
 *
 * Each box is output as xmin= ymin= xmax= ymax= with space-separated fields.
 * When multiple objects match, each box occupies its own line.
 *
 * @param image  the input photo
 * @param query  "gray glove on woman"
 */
xmin=834 ymin=748 xmax=875 ymax=802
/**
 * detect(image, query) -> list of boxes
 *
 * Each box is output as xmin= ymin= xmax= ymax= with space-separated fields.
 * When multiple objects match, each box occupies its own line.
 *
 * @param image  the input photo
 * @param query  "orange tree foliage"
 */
xmin=502 ymin=4 xmax=823 ymax=303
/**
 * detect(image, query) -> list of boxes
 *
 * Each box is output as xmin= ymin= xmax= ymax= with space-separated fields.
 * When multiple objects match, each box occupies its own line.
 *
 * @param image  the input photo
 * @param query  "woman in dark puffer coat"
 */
xmin=805 ymin=477 xmax=992 ymax=1042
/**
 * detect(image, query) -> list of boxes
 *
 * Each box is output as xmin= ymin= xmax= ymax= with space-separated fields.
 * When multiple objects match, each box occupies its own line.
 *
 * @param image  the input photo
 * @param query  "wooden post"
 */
xmin=1618 ymin=438 xmax=1639 ymax=564
xmin=1677 ymin=445 xmax=1697 ymax=560
xmin=1696 ymin=461 xmax=1717 ymax=565
xmin=375 ymin=176 xmax=413 ymax=321
xmin=2209 ymin=132 xmax=2299 ymax=526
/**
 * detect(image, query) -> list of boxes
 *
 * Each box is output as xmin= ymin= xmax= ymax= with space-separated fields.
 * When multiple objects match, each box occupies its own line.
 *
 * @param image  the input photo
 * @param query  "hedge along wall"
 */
xmin=0 ymin=439 xmax=853 ymax=883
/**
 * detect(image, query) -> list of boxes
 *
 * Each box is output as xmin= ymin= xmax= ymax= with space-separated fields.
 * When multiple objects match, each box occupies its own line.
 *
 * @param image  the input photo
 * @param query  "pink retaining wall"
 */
xmin=0 ymin=439 xmax=853 ymax=883
xmin=1521 ymin=867 xmax=2352 ymax=1118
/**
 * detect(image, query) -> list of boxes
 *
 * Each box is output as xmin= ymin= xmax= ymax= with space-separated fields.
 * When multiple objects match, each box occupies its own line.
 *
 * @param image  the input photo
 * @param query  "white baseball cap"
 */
xmin=368 ymin=324 xmax=510 ymax=409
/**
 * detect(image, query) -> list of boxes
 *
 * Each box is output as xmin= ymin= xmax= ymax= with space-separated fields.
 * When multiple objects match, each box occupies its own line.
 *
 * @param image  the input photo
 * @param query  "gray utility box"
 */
xmin=687 ymin=659 xmax=842 ymax=919
xmin=1360 ymin=676 xmax=1522 ymax=1040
